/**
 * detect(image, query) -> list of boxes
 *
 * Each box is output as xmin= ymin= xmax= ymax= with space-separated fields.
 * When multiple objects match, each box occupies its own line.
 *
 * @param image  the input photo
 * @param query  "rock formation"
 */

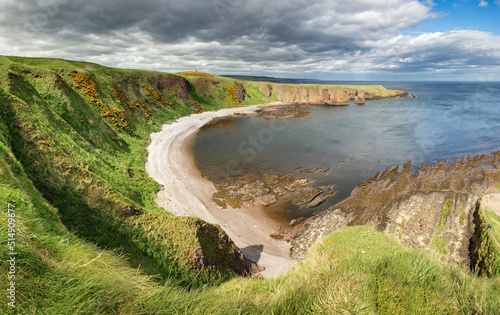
xmin=269 ymin=84 xmax=408 ymax=105
xmin=353 ymin=93 xmax=367 ymax=104
xmin=285 ymin=152 xmax=500 ymax=271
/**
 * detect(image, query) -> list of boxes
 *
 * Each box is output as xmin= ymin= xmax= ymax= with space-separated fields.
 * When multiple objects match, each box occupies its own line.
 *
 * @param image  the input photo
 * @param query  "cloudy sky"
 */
xmin=1 ymin=0 xmax=499 ymax=80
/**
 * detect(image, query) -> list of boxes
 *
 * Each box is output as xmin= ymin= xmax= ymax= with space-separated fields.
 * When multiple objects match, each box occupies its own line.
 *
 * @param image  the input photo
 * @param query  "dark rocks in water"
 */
xmin=293 ymin=185 xmax=336 ymax=207
xmin=307 ymin=187 xmax=335 ymax=208
xmin=263 ymin=170 xmax=313 ymax=196
xmin=295 ymin=167 xmax=330 ymax=175
xmin=232 ymin=112 xmax=251 ymax=118
xmin=294 ymin=187 xmax=325 ymax=205
xmin=285 ymin=152 xmax=500 ymax=268
xmin=212 ymin=173 xmax=272 ymax=209
xmin=353 ymin=93 xmax=367 ymax=104
xmin=211 ymin=170 xmax=312 ymax=209
xmin=257 ymin=104 xmax=311 ymax=120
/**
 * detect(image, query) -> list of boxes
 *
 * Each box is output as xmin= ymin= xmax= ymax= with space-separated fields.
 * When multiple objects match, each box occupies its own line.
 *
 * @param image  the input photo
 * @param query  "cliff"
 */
xmin=258 ymin=82 xmax=408 ymax=105
xmin=287 ymin=153 xmax=500 ymax=275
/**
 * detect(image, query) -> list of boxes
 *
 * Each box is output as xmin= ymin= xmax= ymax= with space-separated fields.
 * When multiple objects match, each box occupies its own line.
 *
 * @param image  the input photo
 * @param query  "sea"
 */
xmin=192 ymin=81 xmax=500 ymax=224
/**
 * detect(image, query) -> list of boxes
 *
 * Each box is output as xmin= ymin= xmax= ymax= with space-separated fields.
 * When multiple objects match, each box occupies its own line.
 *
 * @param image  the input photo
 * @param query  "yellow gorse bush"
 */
xmin=141 ymin=84 xmax=174 ymax=108
xmin=220 ymin=81 xmax=246 ymax=107
xmin=71 ymin=70 xmax=131 ymax=140
xmin=176 ymin=71 xmax=214 ymax=78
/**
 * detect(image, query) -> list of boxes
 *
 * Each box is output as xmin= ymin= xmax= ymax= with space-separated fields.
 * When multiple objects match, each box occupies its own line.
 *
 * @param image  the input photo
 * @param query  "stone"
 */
xmin=307 ymin=188 xmax=335 ymax=208
xmin=353 ymin=93 xmax=366 ymax=104
xmin=256 ymin=194 xmax=278 ymax=207
xmin=286 ymin=152 xmax=500 ymax=267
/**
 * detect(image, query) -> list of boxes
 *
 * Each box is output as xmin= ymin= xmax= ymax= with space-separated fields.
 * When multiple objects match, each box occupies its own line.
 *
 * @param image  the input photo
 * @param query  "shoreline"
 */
xmin=146 ymin=104 xmax=296 ymax=277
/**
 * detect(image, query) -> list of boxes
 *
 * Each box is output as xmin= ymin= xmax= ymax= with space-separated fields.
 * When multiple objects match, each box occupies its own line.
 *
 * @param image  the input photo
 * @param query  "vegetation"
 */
xmin=484 ymin=209 xmax=500 ymax=249
xmin=0 ymin=56 xmax=499 ymax=313
xmin=474 ymin=205 xmax=500 ymax=276
xmin=0 ymin=56 xmax=253 ymax=293
xmin=176 ymin=71 xmax=215 ymax=77
xmin=430 ymin=196 xmax=454 ymax=255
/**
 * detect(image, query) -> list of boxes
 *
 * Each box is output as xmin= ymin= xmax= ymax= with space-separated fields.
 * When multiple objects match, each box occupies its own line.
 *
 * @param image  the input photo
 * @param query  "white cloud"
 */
xmin=479 ymin=0 xmax=489 ymax=7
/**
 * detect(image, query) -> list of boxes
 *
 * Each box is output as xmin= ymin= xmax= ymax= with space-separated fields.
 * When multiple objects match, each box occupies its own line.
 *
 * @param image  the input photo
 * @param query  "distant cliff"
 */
xmin=257 ymin=82 xmax=408 ymax=105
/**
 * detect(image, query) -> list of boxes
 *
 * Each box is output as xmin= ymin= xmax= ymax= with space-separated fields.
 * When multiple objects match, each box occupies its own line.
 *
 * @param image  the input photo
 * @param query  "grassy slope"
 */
xmin=481 ymin=206 xmax=500 ymax=275
xmin=0 ymin=56 xmax=254 ymax=291
xmin=0 ymin=56 xmax=499 ymax=313
xmin=485 ymin=210 xmax=500 ymax=247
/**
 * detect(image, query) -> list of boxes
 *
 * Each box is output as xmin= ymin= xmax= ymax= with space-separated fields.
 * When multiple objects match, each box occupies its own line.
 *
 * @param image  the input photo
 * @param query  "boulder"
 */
xmin=353 ymin=93 xmax=366 ymax=104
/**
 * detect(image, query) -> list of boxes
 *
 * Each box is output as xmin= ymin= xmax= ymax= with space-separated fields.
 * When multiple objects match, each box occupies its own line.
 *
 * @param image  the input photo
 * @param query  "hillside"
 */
xmin=1 ymin=56 xmax=499 ymax=313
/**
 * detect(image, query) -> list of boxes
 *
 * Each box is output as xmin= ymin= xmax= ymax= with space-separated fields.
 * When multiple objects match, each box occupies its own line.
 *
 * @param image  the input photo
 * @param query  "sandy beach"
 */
xmin=146 ymin=105 xmax=296 ymax=278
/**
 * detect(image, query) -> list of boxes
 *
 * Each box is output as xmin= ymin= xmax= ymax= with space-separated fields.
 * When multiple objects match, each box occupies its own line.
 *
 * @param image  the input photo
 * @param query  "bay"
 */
xmin=192 ymin=81 xmax=500 ymax=224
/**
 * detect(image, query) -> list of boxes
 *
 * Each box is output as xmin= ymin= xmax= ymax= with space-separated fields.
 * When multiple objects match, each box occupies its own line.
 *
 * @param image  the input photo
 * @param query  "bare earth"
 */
xmin=481 ymin=193 xmax=500 ymax=217
xmin=146 ymin=105 xmax=296 ymax=278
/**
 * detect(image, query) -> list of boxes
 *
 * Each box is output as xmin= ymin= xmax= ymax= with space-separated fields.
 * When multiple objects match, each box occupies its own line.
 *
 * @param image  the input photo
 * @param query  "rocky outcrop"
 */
xmin=209 ymin=169 xmax=339 ymax=211
xmin=234 ymin=81 xmax=246 ymax=102
xmin=286 ymin=152 xmax=500 ymax=268
xmin=293 ymin=186 xmax=335 ymax=208
xmin=271 ymin=84 xmax=408 ymax=105
xmin=353 ymin=93 xmax=366 ymax=104
xmin=154 ymin=74 xmax=190 ymax=100
xmin=211 ymin=171 xmax=314 ymax=209
xmin=259 ymin=83 xmax=273 ymax=98
xmin=307 ymin=187 xmax=335 ymax=208
xmin=256 ymin=103 xmax=311 ymax=120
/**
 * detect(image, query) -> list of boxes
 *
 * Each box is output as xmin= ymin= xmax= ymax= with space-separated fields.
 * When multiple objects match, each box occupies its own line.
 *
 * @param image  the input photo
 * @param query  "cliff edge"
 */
xmin=286 ymin=153 xmax=500 ymax=275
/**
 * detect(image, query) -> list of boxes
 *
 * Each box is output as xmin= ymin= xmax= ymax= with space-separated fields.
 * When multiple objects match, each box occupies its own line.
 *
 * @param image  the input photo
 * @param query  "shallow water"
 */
xmin=192 ymin=81 xmax=500 ymax=223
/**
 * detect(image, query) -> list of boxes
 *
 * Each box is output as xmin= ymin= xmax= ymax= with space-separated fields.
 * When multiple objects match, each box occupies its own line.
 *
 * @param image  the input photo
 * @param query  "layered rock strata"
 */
xmin=286 ymin=153 xmax=500 ymax=269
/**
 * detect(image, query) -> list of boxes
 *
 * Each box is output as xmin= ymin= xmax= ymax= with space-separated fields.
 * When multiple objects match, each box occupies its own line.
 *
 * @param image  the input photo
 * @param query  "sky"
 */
xmin=0 ymin=0 xmax=499 ymax=81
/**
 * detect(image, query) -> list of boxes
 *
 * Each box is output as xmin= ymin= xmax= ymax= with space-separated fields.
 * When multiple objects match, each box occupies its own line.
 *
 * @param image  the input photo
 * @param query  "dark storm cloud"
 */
xmin=0 ymin=0 xmax=499 ymax=79
xmin=6 ymin=0 xmax=429 ymax=50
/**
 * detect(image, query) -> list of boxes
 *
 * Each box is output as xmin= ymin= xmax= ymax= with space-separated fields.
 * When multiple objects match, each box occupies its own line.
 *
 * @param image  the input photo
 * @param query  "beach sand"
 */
xmin=146 ymin=105 xmax=296 ymax=278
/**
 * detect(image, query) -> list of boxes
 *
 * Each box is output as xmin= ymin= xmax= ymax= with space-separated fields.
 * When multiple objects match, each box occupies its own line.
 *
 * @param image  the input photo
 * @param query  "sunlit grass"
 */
xmin=485 ymin=208 xmax=500 ymax=248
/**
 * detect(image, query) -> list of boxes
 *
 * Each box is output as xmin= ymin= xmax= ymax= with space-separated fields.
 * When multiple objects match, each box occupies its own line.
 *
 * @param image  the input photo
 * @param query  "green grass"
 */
xmin=1 ymin=56 xmax=500 ymax=313
xmin=431 ymin=197 xmax=454 ymax=255
xmin=0 ymin=56 xmax=252 ymax=289
xmin=485 ymin=208 xmax=500 ymax=249
xmin=471 ymin=206 xmax=500 ymax=277
xmin=4 ymin=214 xmax=499 ymax=314
xmin=135 ymin=226 xmax=500 ymax=314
